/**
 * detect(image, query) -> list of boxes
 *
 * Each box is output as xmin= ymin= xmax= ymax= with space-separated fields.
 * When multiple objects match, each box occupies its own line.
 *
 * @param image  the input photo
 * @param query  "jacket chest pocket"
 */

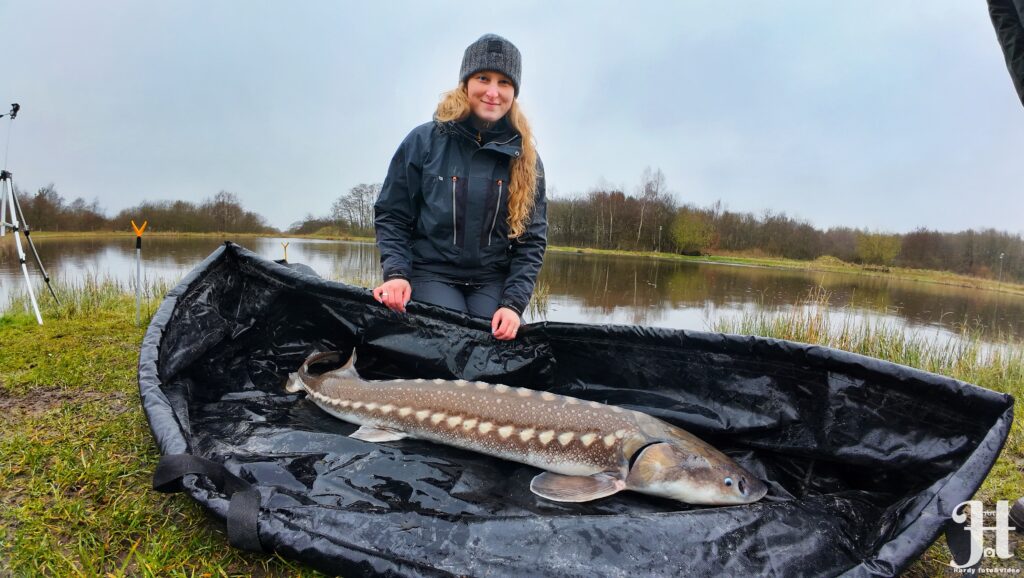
xmin=422 ymin=173 xmax=467 ymax=248
xmin=479 ymin=178 xmax=509 ymax=249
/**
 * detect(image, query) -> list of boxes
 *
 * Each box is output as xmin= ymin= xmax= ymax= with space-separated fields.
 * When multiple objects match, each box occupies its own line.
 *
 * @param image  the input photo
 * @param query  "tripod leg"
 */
xmin=0 ymin=184 xmax=6 ymax=236
xmin=9 ymin=178 xmax=61 ymax=305
xmin=0 ymin=176 xmax=6 ymax=237
xmin=4 ymin=184 xmax=42 ymax=324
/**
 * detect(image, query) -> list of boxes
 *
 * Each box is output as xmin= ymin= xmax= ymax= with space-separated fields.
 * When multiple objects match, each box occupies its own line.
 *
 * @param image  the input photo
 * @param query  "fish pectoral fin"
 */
xmin=349 ymin=425 xmax=409 ymax=443
xmin=529 ymin=472 xmax=626 ymax=503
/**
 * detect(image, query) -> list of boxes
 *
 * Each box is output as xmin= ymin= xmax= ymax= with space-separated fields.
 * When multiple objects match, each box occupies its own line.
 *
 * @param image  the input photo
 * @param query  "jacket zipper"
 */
xmin=488 ymin=180 xmax=503 ymax=246
xmin=451 ymin=176 xmax=458 ymax=245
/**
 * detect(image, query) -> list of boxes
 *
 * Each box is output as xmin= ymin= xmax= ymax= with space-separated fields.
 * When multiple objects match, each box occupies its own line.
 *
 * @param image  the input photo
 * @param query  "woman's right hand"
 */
xmin=373 ymin=278 xmax=412 ymax=313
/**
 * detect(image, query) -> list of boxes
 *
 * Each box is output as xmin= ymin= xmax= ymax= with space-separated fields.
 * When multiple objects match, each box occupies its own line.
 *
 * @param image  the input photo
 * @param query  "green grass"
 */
xmin=2 ymin=280 xmax=1020 ymax=576
xmin=710 ymin=287 xmax=1024 ymax=576
xmin=0 ymin=281 xmax=325 ymax=577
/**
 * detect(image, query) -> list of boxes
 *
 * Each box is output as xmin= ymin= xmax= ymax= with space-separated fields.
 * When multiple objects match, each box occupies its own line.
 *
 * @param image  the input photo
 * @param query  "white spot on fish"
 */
xmin=519 ymin=428 xmax=535 ymax=442
xmin=540 ymin=392 xmax=557 ymax=401
xmin=615 ymin=429 xmax=626 ymax=439
xmin=566 ymin=398 xmax=580 ymax=405
xmin=517 ymin=389 xmax=532 ymax=397
xmin=433 ymin=378 xmax=446 ymax=385
xmin=580 ymin=433 xmax=598 ymax=447
xmin=339 ymin=400 xmax=351 ymax=408
xmin=603 ymin=434 xmax=616 ymax=447
xmin=365 ymin=403 xmax=379 ymax=412
xmin=353 ymin=401 xmax=364 ymax=409
xmin=498 ymin=425 xmax=515 ymax=439
xmin=475 ymin=382 xmax=489 ymax=390
xmin=446 ymin=416 xmax=463 ymax=428
xmin=478 ymin=422 xmax=494 ymax=435
xmin=589 ymin=401 xmax=603 ymax=409
xmin=539 ymin=430 xmax=555 ymax=445
xmin=558 ymin=432 xmax=575 ymax=446
xmin=398 ymin=407 xmax=413 ymax=417
xmin=455 ymin=379 xmax=468 ymax=387
xmin=415 ymin=378 xmax=425 ymax=383
xmin=415 ymin=410 xmax=430 ymax=422
xmin=380 ymin=404 xmax=395 ymax=414
xmin=612 ymin=406 xmax=624 ymax=413
xmin=494 ymin=384 xmax=510 ymax=393
xmin=462 ymin=418 xmax=478 ymax=431
xmin=430 ymin=412 xmax=447 ymax=425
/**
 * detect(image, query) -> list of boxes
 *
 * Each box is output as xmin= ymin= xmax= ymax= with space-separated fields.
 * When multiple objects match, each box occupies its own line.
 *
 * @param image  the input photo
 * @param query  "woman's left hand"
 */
xmin=491 ymin=307 xmax=521 ymax=340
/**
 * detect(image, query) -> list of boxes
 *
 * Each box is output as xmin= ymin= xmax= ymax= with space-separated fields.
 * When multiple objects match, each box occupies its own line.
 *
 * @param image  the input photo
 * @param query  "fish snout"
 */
xmin=729 ymin=473 xmax=768 ymax=503
xmin=626 ymin=441 xmax=768 ymax=505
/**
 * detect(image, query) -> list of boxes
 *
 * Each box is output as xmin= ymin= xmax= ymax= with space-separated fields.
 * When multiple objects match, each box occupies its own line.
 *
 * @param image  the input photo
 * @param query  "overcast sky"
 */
xmin=3 ymin=1 xmax=1022 ymax=233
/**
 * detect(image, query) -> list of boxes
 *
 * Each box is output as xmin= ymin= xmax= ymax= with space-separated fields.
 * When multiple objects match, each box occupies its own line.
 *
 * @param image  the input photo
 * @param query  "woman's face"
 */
xmin=466 ymin=70 xmax=515 ymax=123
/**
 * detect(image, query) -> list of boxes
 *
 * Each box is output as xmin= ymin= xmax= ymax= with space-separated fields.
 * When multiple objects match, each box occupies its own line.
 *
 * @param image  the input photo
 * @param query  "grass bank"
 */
xmin=1 ymin=280 xmax=1020 ymax=575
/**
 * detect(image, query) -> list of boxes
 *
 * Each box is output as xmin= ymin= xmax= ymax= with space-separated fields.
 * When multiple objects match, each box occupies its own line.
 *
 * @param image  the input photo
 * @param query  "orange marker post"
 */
xmin=132 ymin=220 xmax=148 ymax=325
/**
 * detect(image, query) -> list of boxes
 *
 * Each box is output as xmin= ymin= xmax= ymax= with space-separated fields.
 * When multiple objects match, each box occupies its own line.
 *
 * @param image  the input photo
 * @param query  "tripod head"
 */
xmin=0 ymin=103 xmax=19 ymax=119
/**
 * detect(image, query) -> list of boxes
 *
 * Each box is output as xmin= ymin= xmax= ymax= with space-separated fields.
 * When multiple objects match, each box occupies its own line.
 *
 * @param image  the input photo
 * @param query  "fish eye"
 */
xmin=723 ymin=477 xmax=733 ymax=487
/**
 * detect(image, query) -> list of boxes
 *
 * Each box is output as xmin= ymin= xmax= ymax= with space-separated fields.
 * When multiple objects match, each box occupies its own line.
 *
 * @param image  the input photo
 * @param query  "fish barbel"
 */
xmin=286 ymin=350 xmax=768 ymax=505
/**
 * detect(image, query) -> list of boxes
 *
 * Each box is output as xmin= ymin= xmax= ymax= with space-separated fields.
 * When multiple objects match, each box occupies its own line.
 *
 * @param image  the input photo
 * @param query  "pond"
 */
xmin=2 ymin=235 xmax=1021 ymax=345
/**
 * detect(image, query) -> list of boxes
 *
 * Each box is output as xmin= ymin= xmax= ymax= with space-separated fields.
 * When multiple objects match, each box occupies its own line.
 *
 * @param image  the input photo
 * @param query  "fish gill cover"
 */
xmin=138 ymin=242 xmax=1012 ymax=577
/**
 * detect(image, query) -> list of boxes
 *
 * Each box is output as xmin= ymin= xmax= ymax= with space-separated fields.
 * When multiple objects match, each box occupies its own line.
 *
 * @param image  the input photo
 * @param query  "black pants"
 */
xmin=409 ymin=271 xmax=503 ymax=318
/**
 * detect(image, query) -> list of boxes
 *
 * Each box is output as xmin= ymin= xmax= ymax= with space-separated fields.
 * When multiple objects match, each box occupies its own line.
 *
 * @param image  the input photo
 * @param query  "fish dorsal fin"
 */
xmin=350 ymin=425 xmax=409 ymax=443
xmin=529 ymin=472 xmax=626 ymax=503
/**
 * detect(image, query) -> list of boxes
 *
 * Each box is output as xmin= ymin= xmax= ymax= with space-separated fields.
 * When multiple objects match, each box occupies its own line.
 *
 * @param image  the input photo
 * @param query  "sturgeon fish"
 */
xmin=286 ymin=350 xmax=768 ymax=505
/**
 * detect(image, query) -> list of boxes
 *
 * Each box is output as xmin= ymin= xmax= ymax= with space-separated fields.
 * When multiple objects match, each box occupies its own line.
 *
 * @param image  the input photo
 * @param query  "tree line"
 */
xmin=13 ymin=177 xmax=1022 ymax=284
xmin=291 ymin=169 xmax=1022 ymax=283
xmin=11 ymin=185 xmax=276 ymax=234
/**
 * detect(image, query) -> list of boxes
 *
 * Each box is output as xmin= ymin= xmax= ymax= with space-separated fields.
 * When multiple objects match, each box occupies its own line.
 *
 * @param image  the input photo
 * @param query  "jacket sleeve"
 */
xmin=500 ymin=158 xmax=548 ymax=315
xmin=374 ymin=129 xmax=424 ymax=281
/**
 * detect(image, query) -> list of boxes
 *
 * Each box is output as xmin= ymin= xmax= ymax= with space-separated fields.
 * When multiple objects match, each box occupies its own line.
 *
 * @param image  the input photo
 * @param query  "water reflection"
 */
xmin=1 ymin=236 xmax=1021 ymax=343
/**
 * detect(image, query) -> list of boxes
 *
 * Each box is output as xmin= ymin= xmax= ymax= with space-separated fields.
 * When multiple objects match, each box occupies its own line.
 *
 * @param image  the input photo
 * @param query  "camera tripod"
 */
xmin=1 ymin=103 xmax=59 ymax=324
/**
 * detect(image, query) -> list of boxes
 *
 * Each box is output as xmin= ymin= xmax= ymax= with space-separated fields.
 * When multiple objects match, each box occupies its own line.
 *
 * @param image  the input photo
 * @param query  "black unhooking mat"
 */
xmin=138 ymin=242 xmax=1014 ymax=577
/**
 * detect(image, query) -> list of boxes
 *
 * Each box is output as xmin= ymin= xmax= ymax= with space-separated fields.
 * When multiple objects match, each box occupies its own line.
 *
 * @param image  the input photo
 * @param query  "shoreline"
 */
xmin=19 ymin=230 xmax=1024 ymax=298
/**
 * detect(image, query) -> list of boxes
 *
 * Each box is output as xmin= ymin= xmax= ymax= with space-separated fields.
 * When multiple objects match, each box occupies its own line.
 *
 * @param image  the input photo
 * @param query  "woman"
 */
xmin=372 ymin=34 xmax=547 ymax=341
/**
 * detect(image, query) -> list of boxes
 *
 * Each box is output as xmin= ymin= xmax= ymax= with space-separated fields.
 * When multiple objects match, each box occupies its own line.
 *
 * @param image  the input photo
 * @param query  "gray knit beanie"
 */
xmin=459 ymin=34 xmax=522 ymax=97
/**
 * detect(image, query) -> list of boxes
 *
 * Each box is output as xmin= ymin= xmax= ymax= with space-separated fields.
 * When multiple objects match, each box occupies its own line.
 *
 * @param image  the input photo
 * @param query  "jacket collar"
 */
xmin=436 ymin=115 xmax=522 ymax=157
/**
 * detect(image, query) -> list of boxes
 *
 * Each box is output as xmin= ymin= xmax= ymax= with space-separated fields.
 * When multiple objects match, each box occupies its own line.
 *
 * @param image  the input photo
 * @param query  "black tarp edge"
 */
xmin=138 ymin=242 xmax=1016 ymax=577
xmin=843 ymin=403 xmax=1014 ymax=577
xmin=138 ymin=242 xmax=229 ymax=457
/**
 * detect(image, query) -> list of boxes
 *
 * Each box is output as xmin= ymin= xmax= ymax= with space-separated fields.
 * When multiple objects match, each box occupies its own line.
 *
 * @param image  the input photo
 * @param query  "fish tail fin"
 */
xmin=295 ymin=349 xmax=359 ymax=386
xmin=285 ymin=372 xmax=305 ymax=393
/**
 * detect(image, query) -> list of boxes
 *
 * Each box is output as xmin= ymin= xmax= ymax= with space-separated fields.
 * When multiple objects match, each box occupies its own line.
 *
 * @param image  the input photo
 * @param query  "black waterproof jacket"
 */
xmin=374 ymin=117 xmax=547 ymax=315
